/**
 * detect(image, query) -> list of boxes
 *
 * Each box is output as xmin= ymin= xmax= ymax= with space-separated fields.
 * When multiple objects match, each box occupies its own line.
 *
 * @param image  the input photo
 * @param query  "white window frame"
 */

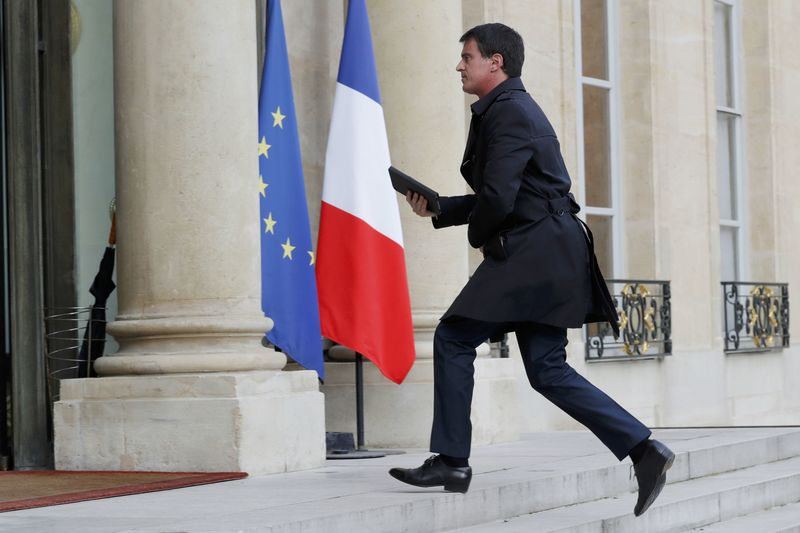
xmin=715 ymin=0 xmax=748 ymax=281
xmin=574 ymin=0 xmax=624 ymax=277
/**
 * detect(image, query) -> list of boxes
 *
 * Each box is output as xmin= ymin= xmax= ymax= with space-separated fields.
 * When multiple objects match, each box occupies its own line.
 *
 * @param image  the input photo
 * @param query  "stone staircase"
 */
xmin=245 ymin=428 xmax=800 ymax=533
xmin=451 ymin=428 xmax=800 ymax=533
xmin=5 ymin=428 xmax=800 ymax=532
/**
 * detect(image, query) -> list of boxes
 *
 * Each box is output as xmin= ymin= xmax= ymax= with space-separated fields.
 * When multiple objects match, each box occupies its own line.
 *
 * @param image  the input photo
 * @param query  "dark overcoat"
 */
xmin=433 ymin=77 xmax=618 ymax=336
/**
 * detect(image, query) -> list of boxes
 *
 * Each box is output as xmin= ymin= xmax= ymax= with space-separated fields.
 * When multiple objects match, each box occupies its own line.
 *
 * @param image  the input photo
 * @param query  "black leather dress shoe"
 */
xmin=389 ymin=455 xmax=472 ymax=493
xmin=633 ymin=439 xmax=675 ymax=516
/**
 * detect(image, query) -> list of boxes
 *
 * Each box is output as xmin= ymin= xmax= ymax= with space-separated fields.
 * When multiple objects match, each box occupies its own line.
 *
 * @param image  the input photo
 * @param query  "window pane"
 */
xmin=716 ymin=113 xmax=737 ymax=220
xmin=581 ymin=0 xmax=608 ymax=80
xmin=588 ymin=214 xmax=613 ymax=276
xmin=583 ymin=85 xmax=611 ymax=208
xmin=713 ymin=2 xmax=733 ymax=107
xmin=720 ymin=225 xmax=738 ymax=281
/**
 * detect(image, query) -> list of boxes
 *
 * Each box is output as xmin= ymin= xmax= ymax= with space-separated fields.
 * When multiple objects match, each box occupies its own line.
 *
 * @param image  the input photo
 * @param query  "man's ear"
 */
xmin=491 ymin=53 xmax=504 ymax=72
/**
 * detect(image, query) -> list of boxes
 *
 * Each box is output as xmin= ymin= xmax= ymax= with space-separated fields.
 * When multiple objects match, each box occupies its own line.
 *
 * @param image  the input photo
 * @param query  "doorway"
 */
xmin=3 ymin=0 xmax=76 ymax=470
xmin=0 ymin=0 xmax=12 ymax=471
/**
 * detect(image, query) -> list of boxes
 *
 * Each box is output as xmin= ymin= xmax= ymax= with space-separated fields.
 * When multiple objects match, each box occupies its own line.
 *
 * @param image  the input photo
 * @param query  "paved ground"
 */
xmin=0 ymin=428 xmax=796 ymax=532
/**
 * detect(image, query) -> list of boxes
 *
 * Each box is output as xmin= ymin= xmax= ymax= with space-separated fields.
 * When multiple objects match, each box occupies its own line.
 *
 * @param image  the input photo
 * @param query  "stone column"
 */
xmin=53 ymin=0 xmax=325 ymax=474
xmin=371 ymin=0 xmax=471 ymax=359
xmin=322 ymin=0 xmax=519 ymax=449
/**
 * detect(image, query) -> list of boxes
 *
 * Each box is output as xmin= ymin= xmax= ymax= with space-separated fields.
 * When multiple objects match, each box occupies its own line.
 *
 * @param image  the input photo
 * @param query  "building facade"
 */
xmin=1 ymin=0 xmax=798 ymax=472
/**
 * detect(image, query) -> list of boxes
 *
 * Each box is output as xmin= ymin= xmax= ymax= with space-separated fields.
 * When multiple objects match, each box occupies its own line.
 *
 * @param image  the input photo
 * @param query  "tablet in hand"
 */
xmin=388 ymin=166 xmax=441 ymax=215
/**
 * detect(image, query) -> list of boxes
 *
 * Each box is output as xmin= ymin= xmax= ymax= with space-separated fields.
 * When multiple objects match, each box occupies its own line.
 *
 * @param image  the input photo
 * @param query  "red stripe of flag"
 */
xmin=316 ymin=202 xmax=415 ymax=384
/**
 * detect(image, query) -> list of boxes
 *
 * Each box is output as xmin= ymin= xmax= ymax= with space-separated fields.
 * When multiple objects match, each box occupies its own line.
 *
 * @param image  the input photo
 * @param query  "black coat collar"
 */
xmin=470 ymin=77 xmax=526 ymax=116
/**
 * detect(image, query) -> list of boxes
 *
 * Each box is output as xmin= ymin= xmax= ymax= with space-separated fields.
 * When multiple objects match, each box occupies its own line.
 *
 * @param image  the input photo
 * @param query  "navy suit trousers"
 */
xmin=430 ymin=317 xmax=651 ymax=460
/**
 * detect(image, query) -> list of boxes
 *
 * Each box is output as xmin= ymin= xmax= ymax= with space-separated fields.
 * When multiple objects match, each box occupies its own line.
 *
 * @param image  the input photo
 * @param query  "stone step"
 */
xmin=687 ymin=500 xmax=800 ymax=532
xmin=454 ymin=455 xmax=800 ymax=533
xmin=236 ymin=429 xmax=800 ymax=533
xmin=7 ymin=429 xmax=799 ymax=533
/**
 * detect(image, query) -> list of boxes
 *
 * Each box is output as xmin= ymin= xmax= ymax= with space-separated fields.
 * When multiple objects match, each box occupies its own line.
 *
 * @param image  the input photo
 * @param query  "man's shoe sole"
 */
xmin=634 ymin=449 xmax=675 ymax=517
xmin=444 ymin=477 xmax=471 ymax=493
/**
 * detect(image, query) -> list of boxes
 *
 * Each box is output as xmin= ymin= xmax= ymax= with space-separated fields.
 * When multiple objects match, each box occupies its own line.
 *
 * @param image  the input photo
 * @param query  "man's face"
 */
xmin=456 ymin=38 xmax=495 ymax=97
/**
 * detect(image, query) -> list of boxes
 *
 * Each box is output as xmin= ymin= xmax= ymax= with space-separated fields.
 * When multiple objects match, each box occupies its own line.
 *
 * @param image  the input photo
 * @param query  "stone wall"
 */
xmin=280 ymin=0 xmax=800 ymax=440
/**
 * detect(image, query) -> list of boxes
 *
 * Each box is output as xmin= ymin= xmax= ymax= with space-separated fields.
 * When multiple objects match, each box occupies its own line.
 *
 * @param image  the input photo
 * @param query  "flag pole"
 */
xmin=327 ymin=350 xmax=405 ymax=459
xmin=318 ymin=0 xmax=413 ymax=460
xmin=355 ymin=353 xmax=365 ymax=449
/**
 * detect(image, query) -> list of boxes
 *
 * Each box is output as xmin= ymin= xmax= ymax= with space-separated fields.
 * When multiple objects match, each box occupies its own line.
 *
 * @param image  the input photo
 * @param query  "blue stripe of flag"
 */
xmin=336 ymin=0 xmax=382 ymax=105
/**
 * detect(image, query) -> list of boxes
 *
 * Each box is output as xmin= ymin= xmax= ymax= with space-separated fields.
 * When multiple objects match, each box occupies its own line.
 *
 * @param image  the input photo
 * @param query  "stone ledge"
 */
xmin=54 ymin=370 xmax=325 ymax=475
xmin=686 ymin=500 xmax=800 ymax=532
xmin=59 ymin=370 xmax=318 ymax=400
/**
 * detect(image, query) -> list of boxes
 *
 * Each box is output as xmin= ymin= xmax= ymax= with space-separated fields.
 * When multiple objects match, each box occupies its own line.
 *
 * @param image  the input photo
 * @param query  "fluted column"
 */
xmin=95 ymin=0 xmax=279 ymax=375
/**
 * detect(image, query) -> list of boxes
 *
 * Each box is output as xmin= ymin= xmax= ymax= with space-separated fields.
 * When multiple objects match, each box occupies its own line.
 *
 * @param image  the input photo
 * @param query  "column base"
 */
xmin=321 ymin=358 xmax=519 ymax=449
xmin=54 ymin=371 xmax=325 ymax=475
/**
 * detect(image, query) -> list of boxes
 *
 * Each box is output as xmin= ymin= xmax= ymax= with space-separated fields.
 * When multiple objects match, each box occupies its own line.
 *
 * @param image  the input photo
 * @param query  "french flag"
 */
xmin=316 ymin=0 xmax=415 ymax=384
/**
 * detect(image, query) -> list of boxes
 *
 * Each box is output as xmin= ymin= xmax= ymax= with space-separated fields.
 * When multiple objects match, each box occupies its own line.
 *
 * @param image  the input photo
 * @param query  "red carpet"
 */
xmin=0 ymin=470 xmax=247 ymax=512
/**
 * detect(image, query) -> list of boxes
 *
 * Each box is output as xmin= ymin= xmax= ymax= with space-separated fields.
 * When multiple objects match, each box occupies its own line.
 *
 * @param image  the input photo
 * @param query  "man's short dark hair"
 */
xmin=460 ymin=23 xmax=524 ymax=78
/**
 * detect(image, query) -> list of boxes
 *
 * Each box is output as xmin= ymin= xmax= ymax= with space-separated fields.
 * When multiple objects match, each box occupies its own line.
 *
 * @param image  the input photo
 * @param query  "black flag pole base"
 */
xmin=325 ymin=432 xmax=404 ymax=460
xmin=327 ymin=449 xmax=387 ymax=460
xmin=323 ymin=352 xmax=407 ymax=460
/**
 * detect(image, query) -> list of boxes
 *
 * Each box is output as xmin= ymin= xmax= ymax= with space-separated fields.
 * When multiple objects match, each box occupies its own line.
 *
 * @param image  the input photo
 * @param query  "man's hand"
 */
xmin=406 ymin=191 xmax=435 ymax=218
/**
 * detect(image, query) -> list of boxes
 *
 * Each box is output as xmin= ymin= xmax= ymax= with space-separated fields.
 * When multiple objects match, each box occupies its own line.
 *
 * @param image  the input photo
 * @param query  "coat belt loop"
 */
xmin=546 ymin=195 xmax=579 ymax=217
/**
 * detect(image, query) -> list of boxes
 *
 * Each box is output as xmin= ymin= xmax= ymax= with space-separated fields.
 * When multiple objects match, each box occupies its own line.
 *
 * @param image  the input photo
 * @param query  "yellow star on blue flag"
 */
xmin=272 ymin=107 xmax=286 ymax=128
xmin=258 ymin=0 xmax=323 ymax=378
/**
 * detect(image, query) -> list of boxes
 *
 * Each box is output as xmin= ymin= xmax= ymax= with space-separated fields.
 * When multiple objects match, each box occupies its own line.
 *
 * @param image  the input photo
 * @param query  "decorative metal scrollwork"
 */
xmin=586 ymin=280 xmax=672 ymax=361
xmin=722 ymin=282 xmax=790 ymax=353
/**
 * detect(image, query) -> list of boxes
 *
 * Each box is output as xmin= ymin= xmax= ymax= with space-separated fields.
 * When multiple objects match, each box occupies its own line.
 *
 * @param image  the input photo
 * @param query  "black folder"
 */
xmin=388 ymin=166 xmax=442 ymax=215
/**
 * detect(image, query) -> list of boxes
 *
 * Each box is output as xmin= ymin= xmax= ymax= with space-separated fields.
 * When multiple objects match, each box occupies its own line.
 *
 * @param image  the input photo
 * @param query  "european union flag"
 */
xmin=258 ymin=0 xmax=323 ymax=378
